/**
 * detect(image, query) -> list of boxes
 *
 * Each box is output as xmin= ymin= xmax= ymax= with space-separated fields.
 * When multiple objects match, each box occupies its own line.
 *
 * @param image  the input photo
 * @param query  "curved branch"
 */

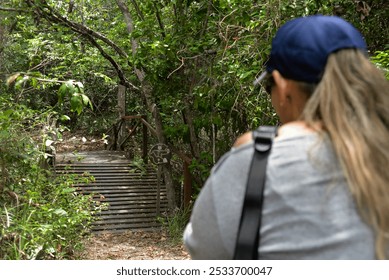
xmin=85 ymin=34 xmax=139 ymax=90
xmin=167 ymin=57 xmax=184 ymax=79
xmin=22 ymin=0 xmax=138 ymax=91
xmin=26 ymin=0 xmax=128 ymax=58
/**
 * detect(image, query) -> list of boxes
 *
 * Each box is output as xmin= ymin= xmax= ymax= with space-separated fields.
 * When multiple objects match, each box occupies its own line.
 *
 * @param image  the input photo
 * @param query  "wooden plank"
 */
xmin=104 ymin=203 xmax=167 ymax=210
xmin=93 ymin=217 xmax=157 ymax=225
xmin=80 ymin=179 xmax=159 ymax=184
xmin=89 ymin=189 xmax=166 ymax=195
xmin=74 ymin=180 xmax=160 ymax=186
xmin=95 ymin=194 xmax=166 ymax=199
xmin=57 ymin=168 xmax=155 ymax=172
xmin=105 ymin=198 xmax=167 ymax=205
xmin=82 ymin=191 xmax=165 ymax=196
xmin=57 ymin=168 xmax=156 ymax=173
xmin=95 ymin=212 xmax=157 ymax=219
xmin=79 ymin=188 xmax=164 ymax=194
xmin=97 ymin=208 xmax=167 ymax=215
xmin=92 ymin=222 xmax=161 ymax=232
xmin=96 ymin=192 xmax=165 ymax=197
xmin=79 ymin=185 xmax=161 ymax=189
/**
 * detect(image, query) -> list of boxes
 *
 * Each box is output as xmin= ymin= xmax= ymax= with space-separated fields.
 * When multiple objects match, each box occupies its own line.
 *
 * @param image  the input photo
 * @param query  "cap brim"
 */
xmin=253 ymin=71 xmax=268 ymax=86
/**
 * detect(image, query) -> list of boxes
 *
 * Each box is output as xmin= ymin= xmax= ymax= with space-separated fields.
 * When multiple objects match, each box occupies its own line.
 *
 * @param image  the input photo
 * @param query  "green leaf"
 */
xmin=58 ymin=83 xmax=68 ymax=104
xmin=70 ymin=94 xmax=83 ymax=115
xmin=65 ymin=80 xmax=76 ymax=95
xmin=81 ymin=94 xmax=93 ymax=110
xmin=75 ymin=82 xmax=84 ymax=93
xmin=60 ymin=115 xmax=71 ymax=122
xmin=53 ymin=209 xmax=68 ymax=216
xmin=15 ymin=76 xmax=29 ymax=90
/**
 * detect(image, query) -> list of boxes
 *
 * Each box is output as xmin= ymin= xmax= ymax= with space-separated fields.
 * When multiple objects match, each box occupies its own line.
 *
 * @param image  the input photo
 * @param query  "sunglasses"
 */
xmin=263 ymin=75 xmax=275 ymax=95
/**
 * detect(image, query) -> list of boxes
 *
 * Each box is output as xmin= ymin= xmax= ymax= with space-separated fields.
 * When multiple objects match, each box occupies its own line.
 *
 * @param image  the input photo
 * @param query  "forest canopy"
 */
xmin=0 ymin=0 xmax=388 ymax=259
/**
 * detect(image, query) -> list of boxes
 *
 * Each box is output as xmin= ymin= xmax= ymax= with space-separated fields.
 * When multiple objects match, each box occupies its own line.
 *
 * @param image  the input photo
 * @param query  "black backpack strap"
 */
xmin=233 ymin=126 xmax=277 ymax=260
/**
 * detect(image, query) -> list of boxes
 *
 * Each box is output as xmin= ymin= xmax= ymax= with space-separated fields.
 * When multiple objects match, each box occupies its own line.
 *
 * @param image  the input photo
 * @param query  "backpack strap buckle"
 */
xmin=252 ymin=126 xmax=278 ymax=153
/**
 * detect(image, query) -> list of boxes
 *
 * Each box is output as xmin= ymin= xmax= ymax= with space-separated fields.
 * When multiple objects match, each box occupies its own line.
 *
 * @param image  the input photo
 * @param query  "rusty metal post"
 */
xmin=183 ymin=161 xmax=192 ymax=209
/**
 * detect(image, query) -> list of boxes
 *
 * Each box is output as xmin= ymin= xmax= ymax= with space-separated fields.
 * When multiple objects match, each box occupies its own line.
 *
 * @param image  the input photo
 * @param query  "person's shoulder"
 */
xmin=211 ymin=133 xmax=254 ymax=174
xmin=233 ymin=131 xmax=253 ymax=148
xmin=276 ymin=121 xmax=320 ymax=140
xmin=233 ymin=122 xmax=319 ymax=148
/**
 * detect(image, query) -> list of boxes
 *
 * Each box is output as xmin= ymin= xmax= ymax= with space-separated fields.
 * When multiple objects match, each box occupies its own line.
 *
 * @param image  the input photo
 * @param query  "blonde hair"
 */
xmin=301 ymin=49 xmax=389 ymax=259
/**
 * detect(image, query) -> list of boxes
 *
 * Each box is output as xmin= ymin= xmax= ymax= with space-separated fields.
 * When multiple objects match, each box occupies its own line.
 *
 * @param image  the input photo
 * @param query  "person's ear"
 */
xmin=272 ymin=70 xmax=291 ymax=106
xmin=272 ymin=70 xmax=288 ymax=91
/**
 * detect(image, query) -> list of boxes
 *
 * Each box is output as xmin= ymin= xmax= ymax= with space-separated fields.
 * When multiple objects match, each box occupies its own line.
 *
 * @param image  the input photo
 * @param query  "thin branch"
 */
xmin=67 ymin=0 xmax=75 ymax=14
xmin=130 ymin=0 xmax=144 ymax=21
xmin=153 ymin=1 xmax=166 ymax=38
xmin=28 ymin=58 xmax=53 ymax=72
xmin=167 ymin=57 xmax=184 ymax=79
xmin=0 ymin=7 xmax=25 ymax=12
xmin=84 ymin=33 xmax=139 ymax=90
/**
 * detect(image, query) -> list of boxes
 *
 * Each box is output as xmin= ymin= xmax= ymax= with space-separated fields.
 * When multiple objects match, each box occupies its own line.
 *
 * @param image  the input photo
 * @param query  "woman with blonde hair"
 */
xmin=184 ymin=15 xmax=389 ymax=259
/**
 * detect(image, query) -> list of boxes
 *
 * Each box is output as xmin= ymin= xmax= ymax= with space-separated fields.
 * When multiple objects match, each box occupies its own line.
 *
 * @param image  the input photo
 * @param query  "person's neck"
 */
xmin=277 ymin=121 xmax=321 ymax=140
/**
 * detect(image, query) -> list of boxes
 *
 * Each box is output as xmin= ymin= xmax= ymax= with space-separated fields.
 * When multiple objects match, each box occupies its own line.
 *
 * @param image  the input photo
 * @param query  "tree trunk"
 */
xmin=115 ymin=0 xmax=176 ymax=211
xmin=117 ymin=84 xmax=126 ymax=146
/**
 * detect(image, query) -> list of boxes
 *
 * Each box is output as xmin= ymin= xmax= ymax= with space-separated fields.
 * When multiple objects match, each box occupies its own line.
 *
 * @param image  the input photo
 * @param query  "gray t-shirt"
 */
xmin=183 ymin=132 xmax=375 ymax=259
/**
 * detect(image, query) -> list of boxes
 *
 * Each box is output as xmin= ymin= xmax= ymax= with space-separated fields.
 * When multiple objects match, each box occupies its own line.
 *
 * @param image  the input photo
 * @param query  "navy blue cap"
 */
xmin=254 ymin=15 xmax=367 ymax=85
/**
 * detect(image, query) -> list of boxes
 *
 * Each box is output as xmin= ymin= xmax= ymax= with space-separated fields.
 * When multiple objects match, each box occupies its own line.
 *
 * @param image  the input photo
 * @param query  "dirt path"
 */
xmin=77 ymin=230 xmax=190 ymax=260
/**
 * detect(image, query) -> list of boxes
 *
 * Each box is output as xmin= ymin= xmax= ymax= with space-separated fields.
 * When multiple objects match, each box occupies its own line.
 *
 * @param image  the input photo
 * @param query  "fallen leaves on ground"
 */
xmin=56 ymin=131 xmax=106 ymax=153
xmin=77 ymin=230 xmax=190 ymax=260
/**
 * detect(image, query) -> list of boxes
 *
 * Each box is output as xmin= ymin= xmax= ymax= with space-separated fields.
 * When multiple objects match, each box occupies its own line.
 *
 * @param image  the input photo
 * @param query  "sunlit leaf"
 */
xmin=6 ymin=73 xmax=20 ymax=86
xmin=54 ymin=209 xmax=68 ymax=216
xmin=15 ymin=76 xmax=29 ymax=90
xmin=81 ymin=94 xmax=93 ymax=110
xmin=60 ymin=115 xmax=71 ymax=121
xmin=45 ymin=139 xmax=54 ymax=147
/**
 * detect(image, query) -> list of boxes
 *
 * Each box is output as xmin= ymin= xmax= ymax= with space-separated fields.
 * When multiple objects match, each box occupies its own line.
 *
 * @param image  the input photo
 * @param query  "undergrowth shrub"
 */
xmin=372 ymin=49 xmax=389 ymax=80
xmin=0 ymin=94 xmax=103 ymax=259
xmin=158 ymin=207 xmax=191 ymax=245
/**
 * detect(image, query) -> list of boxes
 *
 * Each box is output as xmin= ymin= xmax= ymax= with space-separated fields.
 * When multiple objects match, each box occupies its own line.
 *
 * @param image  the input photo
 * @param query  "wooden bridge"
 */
xmin=54 ymin=114 xmax=193 ymax=234
xmin=55 ymin=150 xmax=168 ymax=233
